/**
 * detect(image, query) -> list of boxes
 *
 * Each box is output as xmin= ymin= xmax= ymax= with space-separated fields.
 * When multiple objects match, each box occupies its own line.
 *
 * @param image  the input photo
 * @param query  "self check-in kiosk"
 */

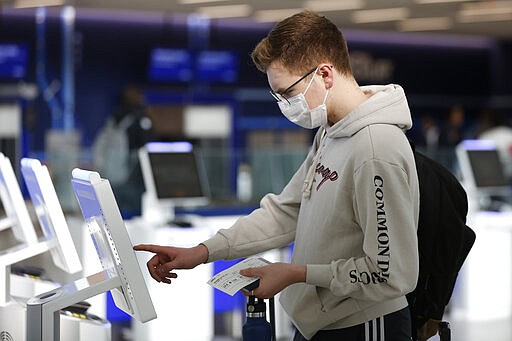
xmin=0 ymin=156 xmax=111 ymax=340
xmin=26 ymin=169 xmax=157 ymax=340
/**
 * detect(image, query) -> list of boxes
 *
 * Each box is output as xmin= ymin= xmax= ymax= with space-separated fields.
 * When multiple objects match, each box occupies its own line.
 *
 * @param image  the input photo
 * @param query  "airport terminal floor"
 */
xmin=112 ymin=316 xmax=512 ymax=341
xmin=106 ymin=311 xmax=512 ymax=341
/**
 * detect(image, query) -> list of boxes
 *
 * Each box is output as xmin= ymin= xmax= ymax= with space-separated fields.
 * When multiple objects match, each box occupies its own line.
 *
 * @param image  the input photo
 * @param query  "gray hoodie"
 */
xmin=202 ymin=84 xmax=420 ymax=339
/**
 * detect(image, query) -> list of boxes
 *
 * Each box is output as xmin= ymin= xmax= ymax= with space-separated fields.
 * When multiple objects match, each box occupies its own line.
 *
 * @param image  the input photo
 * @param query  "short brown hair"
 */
xmin=251 ymin=11 xmax=352 ymax=76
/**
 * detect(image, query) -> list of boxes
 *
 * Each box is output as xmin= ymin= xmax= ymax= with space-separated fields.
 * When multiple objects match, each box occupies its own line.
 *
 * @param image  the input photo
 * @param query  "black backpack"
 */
xmin=407 ymin=148 xmax=476 ymax=340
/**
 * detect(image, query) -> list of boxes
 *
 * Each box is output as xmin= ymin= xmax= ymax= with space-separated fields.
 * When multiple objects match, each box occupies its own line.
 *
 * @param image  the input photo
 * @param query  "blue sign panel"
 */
xmin=148 ymin=48 xmax=193 ymax=82
xmin=0 ymin=44 xmax=28 ymax=79
xmin=196 ymin=50 xmax=238 ymax=83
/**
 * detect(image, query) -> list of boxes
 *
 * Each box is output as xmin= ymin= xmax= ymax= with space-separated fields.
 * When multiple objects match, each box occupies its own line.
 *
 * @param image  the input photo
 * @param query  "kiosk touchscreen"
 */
xmin=138 ymin=141 xmax=210 ymax=224
xmin=456 ymin=139 xmax=512 ymax=210
xmin=26 ymin=169 xmax=156 ymax=340
xmin=0 ymin=153 xmax=37 ymax=244
xmin=456 ymin=140 xmax=509 ymax=193
xmin=20 ymin=158 xmax=82 ymax=274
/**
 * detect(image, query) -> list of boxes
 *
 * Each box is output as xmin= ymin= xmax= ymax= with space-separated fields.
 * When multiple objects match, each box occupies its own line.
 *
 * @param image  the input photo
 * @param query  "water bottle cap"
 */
xmin=246 ymin=297 xmax=266 ymax=314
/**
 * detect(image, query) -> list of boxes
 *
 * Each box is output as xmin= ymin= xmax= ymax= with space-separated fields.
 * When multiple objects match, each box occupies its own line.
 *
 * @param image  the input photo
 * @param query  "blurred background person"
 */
xmin=438 ymin=105 xmax=469 ymax=171
xmin=92 ymin=85 xmax=155 ymax=215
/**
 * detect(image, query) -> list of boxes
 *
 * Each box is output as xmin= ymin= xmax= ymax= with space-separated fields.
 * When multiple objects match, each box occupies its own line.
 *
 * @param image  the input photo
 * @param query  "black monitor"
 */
xmin=139 ymin=142 xmax=210 ymax=224
xmin=456 ymin=139 xmax=511 ymax=197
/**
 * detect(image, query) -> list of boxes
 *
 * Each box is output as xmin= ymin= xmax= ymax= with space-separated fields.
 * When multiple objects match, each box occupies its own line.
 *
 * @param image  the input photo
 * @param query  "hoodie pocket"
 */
xmin=316 ymin=286 xmax=360 ymax=314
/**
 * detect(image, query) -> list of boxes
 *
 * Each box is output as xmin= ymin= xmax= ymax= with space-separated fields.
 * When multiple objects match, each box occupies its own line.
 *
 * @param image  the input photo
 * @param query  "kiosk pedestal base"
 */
xmin=451 ymin=211 xmax=512 ymax=320
xmin=0 ymin=298 xmax=111 ymax=341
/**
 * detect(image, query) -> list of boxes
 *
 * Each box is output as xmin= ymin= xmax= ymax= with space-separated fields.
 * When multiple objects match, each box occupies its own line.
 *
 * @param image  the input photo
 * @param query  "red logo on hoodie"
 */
xmin=315 ymin=163 xmax=339 ymax=190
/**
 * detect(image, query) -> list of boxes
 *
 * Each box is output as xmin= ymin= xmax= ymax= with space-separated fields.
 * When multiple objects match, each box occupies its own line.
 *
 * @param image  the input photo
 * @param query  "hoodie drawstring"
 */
xmin=303 ymin=128 xmax=327 ymax=199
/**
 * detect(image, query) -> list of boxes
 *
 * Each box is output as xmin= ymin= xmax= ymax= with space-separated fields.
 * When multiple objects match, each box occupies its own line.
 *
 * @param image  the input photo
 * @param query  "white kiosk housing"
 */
xmin=0 ymin=153 xmax=37 ymax=245
xmin=0 ymin=153 xmax=50 ymax=306
xmin=20 ymin=158 xmax=82 ymax=275
xmin=453 ymin=140 xmax=512 ymax=320
xmin=456 ymin=139 xmax=511 ymax=211
xmin=26 ymin=169 xmax=157 ymax=340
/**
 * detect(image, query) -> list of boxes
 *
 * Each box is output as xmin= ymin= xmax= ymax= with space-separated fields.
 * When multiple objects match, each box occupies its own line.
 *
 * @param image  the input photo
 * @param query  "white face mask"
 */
xmin=278 ymin=69 xmax=329 ymax=129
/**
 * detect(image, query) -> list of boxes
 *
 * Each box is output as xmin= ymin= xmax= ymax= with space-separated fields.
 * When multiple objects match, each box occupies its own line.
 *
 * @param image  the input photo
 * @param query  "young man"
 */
xmin=134 ymin=11 xmax=419 ymax=341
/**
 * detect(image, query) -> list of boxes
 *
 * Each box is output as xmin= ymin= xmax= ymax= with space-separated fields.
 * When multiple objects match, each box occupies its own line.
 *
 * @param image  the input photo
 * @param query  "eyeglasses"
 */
xmin=269 ymin=67 xmax=317 ymax=104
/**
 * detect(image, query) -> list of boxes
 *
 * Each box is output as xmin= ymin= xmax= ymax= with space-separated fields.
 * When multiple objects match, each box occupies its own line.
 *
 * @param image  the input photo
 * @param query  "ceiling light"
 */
xmin=253 ymin=8 xmax=306 ymax=23
xmin=303 ymin=0 xmax=364 ymax=12
xmin=197 ymin=4 xmax=252 ymax=19
xmin=179 ymin=0 xmax=231 ymax=4
xmin=398 ymin=17 xmax=453 ymax=31
xmin=458 ymin=12 xmax=512 ymax=23
xmin=458 ymin=1 xmax=512 ymax=22
xmin=352 ymin=7 xmax=410 ymax=23
xmin=415 ymin=0 xmax=469 ymax=4
xmin=14 ymin=0 xmax=64 ymax=8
